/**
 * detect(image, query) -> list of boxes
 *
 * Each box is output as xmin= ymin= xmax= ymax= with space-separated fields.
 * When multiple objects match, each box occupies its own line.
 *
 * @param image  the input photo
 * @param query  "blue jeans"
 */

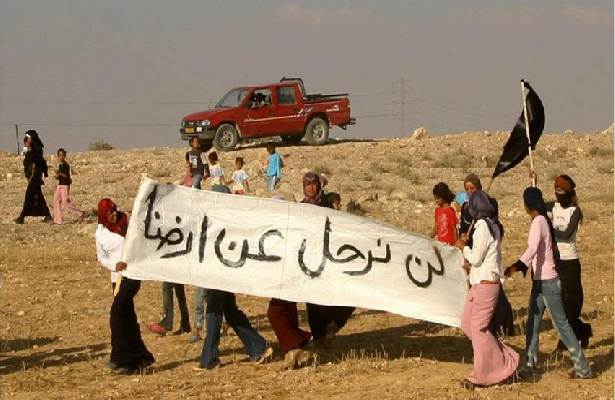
xmin=159 ymin=282 xmax=190 ymax=331
xmin=194 ymin=287 xmax=207 ymax=330
xmin=192 ymin=174 xmax=203 ymax=189
xmin=524 ymin=278 xmax=592 ymax=377
xmin=266 ymin=176 xmax=278 ymax=192
xmin=199 ymin=290 xmax=266 ymax=369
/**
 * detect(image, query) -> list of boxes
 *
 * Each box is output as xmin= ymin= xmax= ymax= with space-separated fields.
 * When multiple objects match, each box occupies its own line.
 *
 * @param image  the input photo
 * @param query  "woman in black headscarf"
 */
xmin=15 ymin=130 xmax=52 ymax=224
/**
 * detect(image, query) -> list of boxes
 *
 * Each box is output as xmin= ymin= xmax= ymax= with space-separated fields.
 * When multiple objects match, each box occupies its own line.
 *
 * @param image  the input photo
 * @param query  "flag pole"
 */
xmin=521 ymin=80 xmax=536 ymax=187
xmin=485 ymin=177 xmax=494 ymax=193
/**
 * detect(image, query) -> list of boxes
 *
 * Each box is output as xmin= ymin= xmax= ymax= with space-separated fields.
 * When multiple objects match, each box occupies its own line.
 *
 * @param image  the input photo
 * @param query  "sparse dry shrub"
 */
xmin=484 ymin=154 xmax=499 ymax=168
xmin=596 ymin=161 xmax=613 ymax=175
xmin=370 ymin=161 xmax=394 ymax=174
xmin=346 ymin=199 xmax=365 ymax=216
xmin=410 ymin=190 xmax=433 ymax=204
xmin=312 ymin=162 xmax=331 ymax=176
xmin=88 ymin=140 xmax=113 ymax=151
xmin=404 ymin=169 xmax=422 ymax=185
xmin=550 ymin=146 xmax=568 ymax=158
xmin=586 ymin=190 xmax=613 ymax=204
xmin=589 ymin=145 xmax=614 ymax=157
xmin=431 ymin=153 xmax=472 ymax=169
xmin=336 ymin=167 xmax=351 ymax=176
xmin=102 ymin=175 xmax=122 ymax=184
xmin=422 ymin=153 xmax=434 ymax=162
xmin=151 ymin=169 xmax=171 ymax=178
xmin=361 ymin=173 xmax=373 ymax=182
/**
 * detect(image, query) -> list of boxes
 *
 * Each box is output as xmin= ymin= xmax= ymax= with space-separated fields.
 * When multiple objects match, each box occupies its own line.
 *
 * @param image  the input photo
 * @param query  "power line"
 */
xmin=0 ymin=122 xmax=178 ymax=127
xmin=2 ymin=98 xmax=208 ymax=105
xmin=353 ymin=113 xmax=392 ymax=119
xmin=351 ymin=91 xmax=393 ymax=97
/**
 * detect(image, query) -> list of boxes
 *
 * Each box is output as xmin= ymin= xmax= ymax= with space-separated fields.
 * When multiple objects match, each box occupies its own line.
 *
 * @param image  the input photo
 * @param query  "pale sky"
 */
xmin=0 ymin=1 xmax=612 ymax=152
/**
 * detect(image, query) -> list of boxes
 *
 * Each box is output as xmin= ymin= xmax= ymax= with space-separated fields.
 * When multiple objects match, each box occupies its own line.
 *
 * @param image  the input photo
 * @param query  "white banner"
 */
xmin=122 ymin=177 xmax=468 ymax=327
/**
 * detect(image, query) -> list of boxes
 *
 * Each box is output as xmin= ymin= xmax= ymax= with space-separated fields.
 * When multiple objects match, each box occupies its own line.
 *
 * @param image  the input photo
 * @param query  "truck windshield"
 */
xmin=215 ymin=88 xmax=249 ymax=108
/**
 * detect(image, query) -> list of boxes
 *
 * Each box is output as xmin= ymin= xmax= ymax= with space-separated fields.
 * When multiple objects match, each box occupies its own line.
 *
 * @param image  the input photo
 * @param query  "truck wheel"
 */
xmin=281 ymin=134 xmax=303 ymax=145
xmin=213 ymin=124 xmax=239 ymax=151
xmin=304 ymin=117 xmax=329 ymax=145
xmin=198 ymin=140 xmax=213 ymax=152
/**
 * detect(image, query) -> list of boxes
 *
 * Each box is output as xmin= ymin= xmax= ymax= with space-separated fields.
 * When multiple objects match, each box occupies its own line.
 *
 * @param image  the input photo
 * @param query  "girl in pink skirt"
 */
xmin=456 ymin=189 xmax=519 ymax=388
xmin=53 ymin=148 xmax=83 ymax=224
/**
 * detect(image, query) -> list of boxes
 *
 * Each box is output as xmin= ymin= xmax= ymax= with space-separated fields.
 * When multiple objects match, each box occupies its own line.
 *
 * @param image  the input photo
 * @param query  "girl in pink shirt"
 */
xmin=506 ymin=187 xmax=592 ymax=380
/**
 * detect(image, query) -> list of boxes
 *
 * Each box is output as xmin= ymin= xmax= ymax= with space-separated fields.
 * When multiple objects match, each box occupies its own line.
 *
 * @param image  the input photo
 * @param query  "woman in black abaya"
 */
xmin=15 ymin=130 xmax=52 ymax=224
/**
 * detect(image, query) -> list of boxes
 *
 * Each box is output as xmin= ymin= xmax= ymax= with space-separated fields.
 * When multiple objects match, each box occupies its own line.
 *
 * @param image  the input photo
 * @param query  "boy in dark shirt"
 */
xmin=52 ymin=148 xmax=83 ymax=224
xmin=185 ymin=137 xmax=210 ymax=189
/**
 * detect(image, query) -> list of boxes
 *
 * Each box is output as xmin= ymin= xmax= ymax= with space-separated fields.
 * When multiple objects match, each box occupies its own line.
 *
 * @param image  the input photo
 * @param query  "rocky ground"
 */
xmin=0 ymin=131 xmax=613 ymax=399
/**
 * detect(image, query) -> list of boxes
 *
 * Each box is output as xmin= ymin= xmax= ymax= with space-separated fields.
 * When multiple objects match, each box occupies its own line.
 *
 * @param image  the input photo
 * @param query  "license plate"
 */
xmin=185 ymin=127 xmax=195 ymax=133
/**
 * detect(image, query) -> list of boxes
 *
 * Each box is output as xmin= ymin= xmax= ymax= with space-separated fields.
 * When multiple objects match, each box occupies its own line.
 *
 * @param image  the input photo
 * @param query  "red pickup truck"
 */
xmin=180 ymin=78 xmax=354 ymax=151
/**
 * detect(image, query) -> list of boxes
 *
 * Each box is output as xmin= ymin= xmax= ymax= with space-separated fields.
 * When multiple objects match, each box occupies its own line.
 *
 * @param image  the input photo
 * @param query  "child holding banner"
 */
xmin=96 ymin=198 xmax=155 ymax=373
xmin=459 ymin=174 xmax=514 ymax=337
xmin=267 ymin=172 xmax=352 ymax=369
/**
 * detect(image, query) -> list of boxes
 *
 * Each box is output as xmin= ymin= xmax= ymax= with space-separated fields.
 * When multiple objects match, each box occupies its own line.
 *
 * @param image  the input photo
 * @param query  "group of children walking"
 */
xmin=182 ymin=136 xmax=282 ymax=194
xmin=430 ymin=174 xmax=594 ymax=387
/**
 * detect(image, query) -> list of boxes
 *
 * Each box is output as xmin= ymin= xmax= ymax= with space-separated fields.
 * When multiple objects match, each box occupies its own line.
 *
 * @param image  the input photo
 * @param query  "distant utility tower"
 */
xmin=390 ymin=78 xmax=408 ymax=136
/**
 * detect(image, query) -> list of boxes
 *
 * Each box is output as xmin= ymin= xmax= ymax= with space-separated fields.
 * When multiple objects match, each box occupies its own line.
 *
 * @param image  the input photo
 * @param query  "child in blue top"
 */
xmin=265 ymin=143 xmax=283 ymax=191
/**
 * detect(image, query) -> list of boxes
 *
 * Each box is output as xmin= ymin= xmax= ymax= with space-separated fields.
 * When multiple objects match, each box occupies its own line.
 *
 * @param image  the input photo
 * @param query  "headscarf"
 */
xmin=463 ymin=174 xmax=482 ymax=190
xmin=523 ymin=187 xmax=547 ymax=214
xmin=468 ymin=189 xmax=498 ymax=238
xmin=468 ymin=190 xmax=495 ymax=219
xmin=97 ymin=198 xmax=128 ymax=237
xmin=302 ymin=171 xmax=322 ymax=205
xmin=554 ymin=174 xmax=578 ymax=207
xmin=25 ymin=129 xmax=44 ymax=156
xmin=24 ymin=129 xmax=45 ymax=169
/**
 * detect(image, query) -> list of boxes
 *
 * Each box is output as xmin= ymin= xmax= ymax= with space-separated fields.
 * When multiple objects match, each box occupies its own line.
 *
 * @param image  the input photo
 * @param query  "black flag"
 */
xmin=492 ymin=80 xmax=545 ymax=178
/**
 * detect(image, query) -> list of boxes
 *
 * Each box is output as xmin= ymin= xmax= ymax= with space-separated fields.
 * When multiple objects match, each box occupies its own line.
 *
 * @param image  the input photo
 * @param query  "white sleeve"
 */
xmin=462 ymin=221 xmax=491 ymax=268
xmin=95 ymin=229 xmax=124 ymax=273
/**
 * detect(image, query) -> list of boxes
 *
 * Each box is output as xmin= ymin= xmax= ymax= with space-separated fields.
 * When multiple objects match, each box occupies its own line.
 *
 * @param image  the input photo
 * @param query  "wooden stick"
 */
xmin=485 ymin=177 xmax=494 ymax=193
xmin=113 ymin=274 xmax=122 ymax=297
xmin=466 ymin=220 xmax=475 ymax=236
xmin=521 ymin=80 xmax=536 ymax=187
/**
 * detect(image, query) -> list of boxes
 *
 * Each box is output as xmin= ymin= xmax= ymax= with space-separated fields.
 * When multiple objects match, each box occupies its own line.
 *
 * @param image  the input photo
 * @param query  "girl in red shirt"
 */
xmin=432 ymin=182 xmax=458 ymax=245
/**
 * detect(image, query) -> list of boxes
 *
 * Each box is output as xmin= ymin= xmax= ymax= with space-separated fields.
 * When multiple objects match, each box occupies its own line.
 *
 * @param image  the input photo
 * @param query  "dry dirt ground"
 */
xmin=0 ymin=131 xmax=613 ymax=399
